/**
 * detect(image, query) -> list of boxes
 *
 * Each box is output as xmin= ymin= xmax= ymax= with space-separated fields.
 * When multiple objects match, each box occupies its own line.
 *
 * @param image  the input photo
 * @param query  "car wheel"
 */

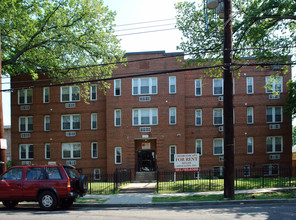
xmin=77 ymin=175 xmax=88 ymax=194
xmin=2 ymin=200 xmax=18 ymax=209
xmin=60 ymin=198 xmax=74 ymax=209
xmin=38 ymin=191 xmax=58 ymax=211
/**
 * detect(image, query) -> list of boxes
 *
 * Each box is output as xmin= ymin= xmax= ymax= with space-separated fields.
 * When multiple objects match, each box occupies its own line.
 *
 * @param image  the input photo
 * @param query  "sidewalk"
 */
xmin=75 ymin=184 xmax=296 ymax=207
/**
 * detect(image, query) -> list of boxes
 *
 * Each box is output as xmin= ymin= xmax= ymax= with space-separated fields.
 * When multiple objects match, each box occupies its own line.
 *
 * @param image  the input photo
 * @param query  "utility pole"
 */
xmin=223 ymin=0 xmax=234 ymax=199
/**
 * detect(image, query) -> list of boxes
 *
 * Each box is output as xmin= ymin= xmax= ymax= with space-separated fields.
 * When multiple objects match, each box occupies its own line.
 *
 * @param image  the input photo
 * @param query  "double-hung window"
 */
xmin=62 ymin=143 xmax=81 ymax=159
xmin=266 ymin=106 xmax=282 ymax=123
xmin=91 ymin=113 xmax=97 ymax=130
xmin=61 ymin=86 xmax=80 ymax=102
xmin=195 ymin=79 xmax=202 ymax=96
xmin=19 ymin=116 xmax=33 ymax=132
xmin=195 ymin=109 xmax=202 ymax=126
xmin=169 ymin=107 xmax=177 ymax=125
xmin=44 ymin=115 xmax=50 ymax=131
xmin=265 ymin=76 xmax=283 ymax=93
xmin=114 ymin=79 xmax=121 ymax=96
xmin=247 ymin=137 xmax=254 ymax=154
xmin=132 ymin=77 xmax=157 ymax=95
xmin=19 ymin=144 xmax=34 ymax=160
xmin=115 ymin=147 xmax=122 ymax=164
xmin=90 ymin=85 xmax=97 ymax=101
xmin=246 ymin=77 xmax=254 ymax=94
xmin=213 ymin=108 xmax=223 ymax=125
xmin=196 ymin=139 xmax=202 ymax=156
xmin=114 ymin=109 xmax=121 ymax=127
xmin=169 ymin=145 xmax=177 ymax=163
xmin=169 ymin=76 xmax=176 ymax=94
xmin=18 ymin=89 xmax=33 ymax=104
xmin=43 ymin=87 xmax=50 ymax=103
xmin=133 ymin=108 xmax=158 ymax=126
xmin=45 ymin=144 xmax=50 ymax=159
xmin=213 ymin=138 xmax=224 ymax=155
xmin=91 ymin=142 xmax=98 ymax=158
xmin=247 ymin=107 xmax=254 ymax=124
xmin=62 ymin=115 xmax=81 ymax=130
xmin=94 ymin=169 xmax=101 ymax=180
xmin=266 ymin=136 xmax=283 ymax=153
xmin=213 ymin=78 xmax=223 ymax=95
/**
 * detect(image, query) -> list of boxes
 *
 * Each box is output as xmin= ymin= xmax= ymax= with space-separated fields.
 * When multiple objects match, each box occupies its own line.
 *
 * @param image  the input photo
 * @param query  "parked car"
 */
xmin=0 ymin=164 xmax=88 ymax=210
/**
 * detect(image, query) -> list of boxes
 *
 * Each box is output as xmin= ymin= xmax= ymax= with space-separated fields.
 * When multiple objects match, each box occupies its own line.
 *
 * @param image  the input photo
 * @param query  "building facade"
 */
xmin=10 ymin=51 xmax=292 ymax=179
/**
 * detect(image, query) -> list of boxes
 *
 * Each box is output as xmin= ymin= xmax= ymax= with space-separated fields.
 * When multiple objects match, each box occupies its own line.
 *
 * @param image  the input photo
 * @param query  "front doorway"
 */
xmin=137 ymin=150 xmax=156 ymax=172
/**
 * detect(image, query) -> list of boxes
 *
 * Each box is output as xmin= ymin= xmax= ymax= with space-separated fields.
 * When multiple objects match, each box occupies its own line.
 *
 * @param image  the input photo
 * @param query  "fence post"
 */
xmin=157 ymin=171 xmax=159 ymax=193
xmin=289 ymin=166 xmax=292 ymax=187
xmin=114 ymin=170 xmax=117 ymax=193
xmin=235 ymin=168 xmax=238 ymax=190
xmin=183 ymin=170 xmax=185 ymax=192
xmin=209 ymin=170 xmax=212 ymax=191
xmin=262 ymin=167 xmax=264 ymax=188
xmin=89 ymin=175 xmax=92 ymax=194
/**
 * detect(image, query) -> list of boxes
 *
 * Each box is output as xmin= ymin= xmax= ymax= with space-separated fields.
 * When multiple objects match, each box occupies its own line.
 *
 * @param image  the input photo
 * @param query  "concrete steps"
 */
xmin=134 ymin=171 xmax=156 ymax=182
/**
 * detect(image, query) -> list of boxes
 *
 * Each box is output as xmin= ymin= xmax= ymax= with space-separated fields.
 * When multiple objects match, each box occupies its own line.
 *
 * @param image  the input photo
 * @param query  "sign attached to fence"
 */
xmin=0 ymin=139 xmax=7 ymax=150
xmin=174 ymin=153 xmax=199 ymax=172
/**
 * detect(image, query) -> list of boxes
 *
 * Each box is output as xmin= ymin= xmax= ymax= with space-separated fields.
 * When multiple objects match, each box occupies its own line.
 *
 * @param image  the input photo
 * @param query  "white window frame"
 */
xmin=246 ymin=77 xmax=254 ymax=94
xmin=18 ymin=89 xmax=33 ymax=104
xmin=247 ymin=137 xmax=254 ymax=154
xmin=114 ymin=79 xmax=121 ymax=96
xmin=19 ymin=144 xmax=34 ymax=160
xmin=195 ymin=109 xmax=202 ymax=126
xmin=247 ymin=107 xmax=254 ymax=124
xmin=213 ymin=108 xmax=223 ymax=125
xmin=115 ymin=147 xmax=122 ymax=164
xmin=169 ymin=76 xmax=176 ymax=94
xmin=195 ymin=139 xmax=202 ymax=156
xmin=60 ymin=86 xmax=80 ymax=102
xmin=61 ymin=114 xmax=81 ymax=130
xmin=19 ymin=116 xmax=33 ymax=132
xmin=44 ymin=115 xmax=50 ymax=131
xmin=243 ymin=165 xmax=251 ymax=177
xmin=266 ymin=106 xmax=282 ymax=123
xmin=45 ymin=143 xmax=50 ymax=159
xmin=90 ymin=85 xmax=97 ymax=101
xmin=213 ymin=138 xmax=224 ymax=155
xmin=263 ymin=164 xmax=280 ymax=176
xmin=132 ymin=77 xmax=158 ymax=95
xmin=43 ymin=87 xmax=50 ymax=103
xmin=213 ymin=166 xmax=224 ymax=177
xmin=195 ymin=79 xmax=202 ymax=96
xmin=62 ymin=143 xmax=81 ymax=159
xmin=266 ymin=136 xmax=283 ymax=153
xmin=91 ymin=142 xmax=98 ymax=159
xmin=94 ymin=168 xmax=101 ymax=180
xmin=91 ymin=113 xmax=97 ymax=130
xmin=169 ymin=145 xmax=177 ymax=163
xmin=265 ymin=76 xmax=283 ymax=93
xmin=132 ymin=108 xmax=158 ymax=126
xmin=114 ymin=109 xmax=121 ymax=127
xmin=213 ymin=78 xmax=223 ymax=95
xmin=169 ymin=107 xmax=177 ymax=125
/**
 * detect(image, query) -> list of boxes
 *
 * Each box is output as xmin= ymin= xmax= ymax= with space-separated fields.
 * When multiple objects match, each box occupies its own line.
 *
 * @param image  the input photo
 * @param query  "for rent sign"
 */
xmin=174 ymin=153 xmax=199 ymax=172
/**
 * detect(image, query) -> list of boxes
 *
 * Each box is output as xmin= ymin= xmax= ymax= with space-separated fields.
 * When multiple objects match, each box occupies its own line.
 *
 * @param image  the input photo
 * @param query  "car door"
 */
xmin=0 ymin=167 xmax=24 ymax=199
xmin=23 ymin=167 xmax=46 ymax=199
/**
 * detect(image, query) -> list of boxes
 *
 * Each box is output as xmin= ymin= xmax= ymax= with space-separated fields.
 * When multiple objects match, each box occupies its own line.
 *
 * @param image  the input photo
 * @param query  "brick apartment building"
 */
xmin=10 ymin=51 xmax=292 ymax=179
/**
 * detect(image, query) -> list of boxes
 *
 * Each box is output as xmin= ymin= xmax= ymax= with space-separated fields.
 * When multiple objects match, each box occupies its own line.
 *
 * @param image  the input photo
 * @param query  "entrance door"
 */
xmin=138 ymin=150 xmax=155 ymax=172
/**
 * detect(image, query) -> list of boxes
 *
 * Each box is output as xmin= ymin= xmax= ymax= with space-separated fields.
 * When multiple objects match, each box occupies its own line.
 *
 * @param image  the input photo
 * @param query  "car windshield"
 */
xmin=64 ymin=166 xmax=80 ymax=179
xmin=0 ymin=167 xmax=23 ymax=180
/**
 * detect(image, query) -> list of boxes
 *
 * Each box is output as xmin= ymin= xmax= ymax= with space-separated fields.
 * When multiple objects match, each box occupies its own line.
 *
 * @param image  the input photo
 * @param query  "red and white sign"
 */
xmin=174 ymin=153 xmax=199 ymax=172
xmin=0 ymin=139 xmax=7 ymax=150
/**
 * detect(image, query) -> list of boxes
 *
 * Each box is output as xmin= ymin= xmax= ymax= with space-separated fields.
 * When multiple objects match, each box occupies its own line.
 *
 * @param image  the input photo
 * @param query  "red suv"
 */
xmin=0 ymin=164 xmax=88 ymax=210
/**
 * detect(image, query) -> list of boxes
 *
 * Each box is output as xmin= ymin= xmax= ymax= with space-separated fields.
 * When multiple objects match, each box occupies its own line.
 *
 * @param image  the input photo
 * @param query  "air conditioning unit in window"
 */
xmin=269 ymin=124 xmax=280 ymax=130
xmin=219 ymin=156 xmax=224 ymax=162
xmin=65 ymin=103 xmax=76 ymax=108
xmin=22 ymin=161 xmax=31 ymax=166
xmin=269 ymin=94 xmax=280 ymax=99
xmin=218 ymin=96 xmax=224 ymax=101
xmin=269 ymin=154 xmax=280 ymax=160
xmin=66 ymin=160 xmax=76 ymax=165
xmin=272 ymin=64 xmax=282 ymax=70
xmin=139 ymin=96 xmax=151 ymax=102
xmin=20 ymin=133 xmax=31 ymax=138
xmin=66 ymin=131 xmax=76 ymax=137
xmin=218 ymin=126 xmax=224 ymax=132
xmin=20 ymin=105 xmax=30 ymax=110
xmin=140 ymin=127 xmax=151 ymax=132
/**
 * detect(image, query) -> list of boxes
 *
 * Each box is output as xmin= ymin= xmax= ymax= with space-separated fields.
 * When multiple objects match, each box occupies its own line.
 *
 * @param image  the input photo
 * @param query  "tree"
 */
xmin=175 ymin=0 xmax=295 ymax=68
xmin=0 ymin=0 xmax=125 ymax=81
xmin=285 ymin=80 xmax=296 ymax=119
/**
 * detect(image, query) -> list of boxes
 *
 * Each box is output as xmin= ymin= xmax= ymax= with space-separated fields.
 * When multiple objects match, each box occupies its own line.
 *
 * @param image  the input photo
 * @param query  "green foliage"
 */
xmin=285 ymin=80 xmax=296 ymax=119
xmin=0 ymin=0 xmax=125 ymax=82
xmin=6 ymin=160 xmax=15 ymax=170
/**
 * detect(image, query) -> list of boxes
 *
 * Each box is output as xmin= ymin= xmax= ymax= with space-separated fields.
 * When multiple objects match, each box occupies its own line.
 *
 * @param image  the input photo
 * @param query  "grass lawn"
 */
xmin=75 ymin=198 xmax=107 ymax=203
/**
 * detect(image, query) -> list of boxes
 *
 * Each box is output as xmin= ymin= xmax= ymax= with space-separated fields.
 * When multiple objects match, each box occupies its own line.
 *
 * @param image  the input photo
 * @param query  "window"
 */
xmin=195 ymin=109 xmax=202 ymax=126
xmin=266 ymin=136 xmax=283 ymax=153
xmin=94 ymin=169 xmax=101 ymax=180
xmin=213 ymin=108 xmax=223 ymax=125
xmin=115 ymin=147 xmax=122 ymax=164
xmin=90 ymin=85 xmax=97 ymax=101
xmin=169 ymin=107 xmax=177 ymax=125
xmin=213 ymin=138 xmax=224 ymax=155
xmin=195 ymin=79 xmax=202 ymax=96
xmin=243 ymin=165 xmax=250 ymax=177
xmin=45 ymin=144 xmax=50 ymax=159
xmin=114 ymin=79 xmax=121 ymax=96
xmin=62 ymin=143 xmax=81 ymax=159
xmin=61 ymin=115 xmax=81 ymax=130
xmin=266 ymin=106 xmax=282 ymax=123
xmin=247 ymin=107 xmax=254 ymax=124
xmin=18 ymin=89 xmax=33 ymax=104
xmin=247 ymin=137 xmax=254 ymax=154
xmin=26 ymin=167 xmax=45 ymax=180
xmin=133 ymin=108 xmax=158 ymax=126
xmin=265 ymin=76 xmax=283 ymax=93
xmin=263 ymin=164 xmax=279 ymax=176
xmin=169 ymin=76 xmax=176 ymax=94
xmin=43 ymin=87 xmax=50 ymax=103
xmin=169 ymin=145 xmax=177 ymax=163
xmin=246 ymin=77 xmax=254 ymax=94
xmin=44 ymin=115 xmax=50 ymax=131
xmin=1 ymin=167 xmax=23 ymax=180
xmin=132 ymin=77 xmax=157 ymax=95
xmin=91 ymin=142 xmax=98 ymax=158
xmin=213 ymin=166 xmax=224 ymax=177
xmin=213 ymin=78 xmax=223 ymax=95
xmin=114 ymin=109 xmax=121 ymax=127
xmin=46 ymin=167 xmax=62 ymax=180
xmin=195 ymin=139 xmax=202 ymax=156
xmin=61 ymin=86 xmax=80 ymax=102
xmin=19 ymin=116 xmax=33 ymax=132
xmin=91 ymin=113 xmax=97 ymax=130
xmin=19 ymin=144 xmax=34 ymax=160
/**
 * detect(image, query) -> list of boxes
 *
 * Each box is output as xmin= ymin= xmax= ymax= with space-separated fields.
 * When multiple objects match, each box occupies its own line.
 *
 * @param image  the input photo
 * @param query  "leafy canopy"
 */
xmin=0 ymin=0 xmax=125 ymax=81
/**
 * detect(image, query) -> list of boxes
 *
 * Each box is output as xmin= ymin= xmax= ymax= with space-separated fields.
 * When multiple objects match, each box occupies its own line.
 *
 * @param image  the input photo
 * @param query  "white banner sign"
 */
xmin=174 ymin=153 xmax=199 ymax=172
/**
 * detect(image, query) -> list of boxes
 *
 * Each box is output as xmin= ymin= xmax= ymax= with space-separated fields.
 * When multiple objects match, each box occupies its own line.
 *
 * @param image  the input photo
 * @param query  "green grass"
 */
xmin=88 ymin=182 xmax=131 ymax=195
xmin=76 ymin=198 xmax=106 ymax=203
